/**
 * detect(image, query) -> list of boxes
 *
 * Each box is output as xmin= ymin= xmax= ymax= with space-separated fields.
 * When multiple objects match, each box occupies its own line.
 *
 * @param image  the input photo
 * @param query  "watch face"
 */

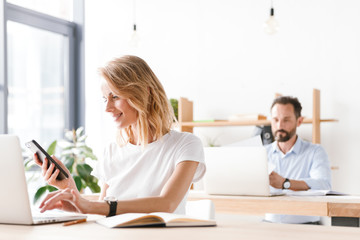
xmin=104 ymin=196 xmax=117 ymax=201
xmin=284 ymin=181 xmax=291 ymax=189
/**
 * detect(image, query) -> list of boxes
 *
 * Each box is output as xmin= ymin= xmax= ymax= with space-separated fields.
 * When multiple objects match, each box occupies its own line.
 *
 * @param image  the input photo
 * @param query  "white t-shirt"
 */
xmin=92 ymin=130 xmax=205 ymax=214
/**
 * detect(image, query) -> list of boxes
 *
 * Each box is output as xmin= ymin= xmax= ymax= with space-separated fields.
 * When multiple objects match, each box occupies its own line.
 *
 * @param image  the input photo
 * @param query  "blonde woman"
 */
xmin=35 ymin=55 xmax=205 ymax=217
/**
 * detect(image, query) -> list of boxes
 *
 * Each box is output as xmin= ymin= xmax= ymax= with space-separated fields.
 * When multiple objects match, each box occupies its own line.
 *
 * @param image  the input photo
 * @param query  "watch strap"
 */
xmin=106 ymin=200 xmax=117 ymax=217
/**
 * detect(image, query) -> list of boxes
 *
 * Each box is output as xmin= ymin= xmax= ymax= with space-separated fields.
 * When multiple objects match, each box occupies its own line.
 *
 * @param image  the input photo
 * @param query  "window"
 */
xmin=0 ymin=0 xmax=84 ymax=146
xmin=7 ymin=0 xmax=73 ymax=21
xmin=7 ymin=21 xmax=67 ymax=143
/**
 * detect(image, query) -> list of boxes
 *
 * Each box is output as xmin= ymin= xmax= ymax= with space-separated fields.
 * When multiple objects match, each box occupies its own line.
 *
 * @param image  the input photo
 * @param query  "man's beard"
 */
xmin=274 ymin=128 xmax=296 ymax=142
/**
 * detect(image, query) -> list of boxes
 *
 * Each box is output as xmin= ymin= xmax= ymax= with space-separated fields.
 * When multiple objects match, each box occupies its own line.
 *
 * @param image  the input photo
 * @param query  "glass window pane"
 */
xmin=7 ymin=21 xmax=68 ymax=147
xmin=7 ymin=0 xmax=73 ymax=21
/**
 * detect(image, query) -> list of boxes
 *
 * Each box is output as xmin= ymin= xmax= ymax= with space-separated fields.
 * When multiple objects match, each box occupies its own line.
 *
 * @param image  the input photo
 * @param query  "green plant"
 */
xmin=204 ymin=135 xmax=220 ymax=147
xmin=30 ymin=127 xmax=100 ymax=203
xmin=170 ymin=98 xmax=178 ymax=120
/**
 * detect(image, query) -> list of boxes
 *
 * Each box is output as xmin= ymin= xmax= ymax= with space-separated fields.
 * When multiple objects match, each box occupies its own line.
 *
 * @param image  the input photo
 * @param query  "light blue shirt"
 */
xmin=264 ymin=136 xmax=332 ymax=224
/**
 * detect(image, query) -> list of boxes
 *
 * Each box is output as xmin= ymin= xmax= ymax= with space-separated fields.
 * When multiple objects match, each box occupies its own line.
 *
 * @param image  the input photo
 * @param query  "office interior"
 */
xmin=1 ymin=0 xmax=360 ymax=224
xmin=85 ymin=0 xmax=360 ymax=195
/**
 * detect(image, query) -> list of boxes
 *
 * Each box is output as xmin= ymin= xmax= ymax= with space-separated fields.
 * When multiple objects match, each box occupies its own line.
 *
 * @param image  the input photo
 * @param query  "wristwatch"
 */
xmin=282 ymin=178 xmax=291 ymax=189
xmin=104 ymin=196 xmax=118 ymax=217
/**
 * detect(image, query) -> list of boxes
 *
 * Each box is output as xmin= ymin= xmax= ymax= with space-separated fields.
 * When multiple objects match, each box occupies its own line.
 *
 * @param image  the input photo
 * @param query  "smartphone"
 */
xmin=25 ymin=140 xmax=69 ymax=180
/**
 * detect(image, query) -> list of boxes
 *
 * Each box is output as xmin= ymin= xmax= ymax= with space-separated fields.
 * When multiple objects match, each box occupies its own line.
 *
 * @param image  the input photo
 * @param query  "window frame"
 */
xmin=0 ymin=0 xmax=84 ymax=134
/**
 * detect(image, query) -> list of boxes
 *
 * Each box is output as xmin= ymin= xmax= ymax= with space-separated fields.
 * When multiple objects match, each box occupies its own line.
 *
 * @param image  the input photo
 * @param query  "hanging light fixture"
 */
xmin=264 ymin=0 xmax=279 ymax=35
xmin=129 ymin=0 xmax=140 ymax=47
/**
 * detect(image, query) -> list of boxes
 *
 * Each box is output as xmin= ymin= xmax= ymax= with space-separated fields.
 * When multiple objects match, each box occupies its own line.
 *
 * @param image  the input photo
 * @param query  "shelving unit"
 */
xmin=178 ymin=89 xmax=337 ymax=144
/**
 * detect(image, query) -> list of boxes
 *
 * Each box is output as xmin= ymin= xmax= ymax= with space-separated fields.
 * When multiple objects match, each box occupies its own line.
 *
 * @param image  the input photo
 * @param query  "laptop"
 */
xmin=0 ymin=135 xmax=87 ymax=225
xmin=203 ymin=146 xmax=283 ymax=196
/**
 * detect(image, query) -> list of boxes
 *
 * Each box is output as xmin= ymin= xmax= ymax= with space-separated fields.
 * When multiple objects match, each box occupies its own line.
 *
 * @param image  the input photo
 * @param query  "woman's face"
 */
xmin=101 ymin=80 xmax=138 ymax=129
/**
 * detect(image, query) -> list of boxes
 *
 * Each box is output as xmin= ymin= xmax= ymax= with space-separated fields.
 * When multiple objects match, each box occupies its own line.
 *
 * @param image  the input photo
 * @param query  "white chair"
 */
xmin=185 ymin=199 xmax=215 ymax=220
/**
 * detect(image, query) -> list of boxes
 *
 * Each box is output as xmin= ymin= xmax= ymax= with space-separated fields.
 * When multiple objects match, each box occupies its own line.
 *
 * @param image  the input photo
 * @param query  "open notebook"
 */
xmin=0 ymin=135 xmax=86 ymax=225
xmin=96 ymin=212 xmax=216 ymax=228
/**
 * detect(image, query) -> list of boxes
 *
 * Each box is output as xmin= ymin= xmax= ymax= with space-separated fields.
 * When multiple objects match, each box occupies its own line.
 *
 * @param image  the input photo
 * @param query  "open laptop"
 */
xmin=203 ymin=146 xmax=283 ymax=196
xmin=0 ymin=135 xmax=87 ymax=225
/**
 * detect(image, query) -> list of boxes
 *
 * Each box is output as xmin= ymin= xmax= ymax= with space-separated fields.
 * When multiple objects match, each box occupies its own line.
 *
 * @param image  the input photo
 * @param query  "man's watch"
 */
xmin=282 ymin=178 xmax=291 ymax=189
xmin=104 ymin=196 xmax=117 ymax=217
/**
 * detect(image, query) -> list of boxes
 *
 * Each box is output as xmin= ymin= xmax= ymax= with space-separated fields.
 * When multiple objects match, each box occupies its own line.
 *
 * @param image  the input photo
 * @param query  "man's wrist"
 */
xmin=282 ymin=178 xmax=291 ymax=189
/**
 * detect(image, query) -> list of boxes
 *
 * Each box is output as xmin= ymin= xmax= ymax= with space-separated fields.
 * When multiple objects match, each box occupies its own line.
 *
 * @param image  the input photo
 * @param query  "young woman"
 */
xmin=35 ymin=55 xmax=205 ymax=217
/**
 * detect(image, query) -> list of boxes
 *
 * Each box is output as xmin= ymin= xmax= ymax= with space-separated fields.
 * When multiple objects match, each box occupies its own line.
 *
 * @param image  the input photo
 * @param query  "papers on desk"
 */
xmin=284 ymin=190 xmax=347 ymax=196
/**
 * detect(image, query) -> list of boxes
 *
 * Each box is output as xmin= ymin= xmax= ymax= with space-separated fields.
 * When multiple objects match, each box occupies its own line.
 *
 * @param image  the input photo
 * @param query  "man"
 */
xmin=265 ymin=96 xmax=331 ymax=224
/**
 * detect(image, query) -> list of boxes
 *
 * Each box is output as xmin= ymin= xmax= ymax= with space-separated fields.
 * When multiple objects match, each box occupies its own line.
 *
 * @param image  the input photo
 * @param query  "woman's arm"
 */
xmin=39 ymin=161 xmax=199 ymax=215
xmin=110 ymin=160 xmax=199 ymax=214
xmin=99 ymin=183 xmax=108 ymax=200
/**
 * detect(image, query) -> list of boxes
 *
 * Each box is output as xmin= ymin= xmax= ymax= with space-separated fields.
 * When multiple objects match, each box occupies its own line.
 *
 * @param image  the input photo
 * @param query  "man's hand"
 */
xmin=269 ymin=171 xmax=286 ymax=189
xmin=269 ymin=171 xmax=310 ymax=191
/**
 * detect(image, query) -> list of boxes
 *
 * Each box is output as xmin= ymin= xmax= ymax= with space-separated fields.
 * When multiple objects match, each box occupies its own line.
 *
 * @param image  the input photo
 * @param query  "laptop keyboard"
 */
xmin=32 ymin=209 xmax=86 ymax=224
xmin=33 ymin=215 xmax=59 ymax=223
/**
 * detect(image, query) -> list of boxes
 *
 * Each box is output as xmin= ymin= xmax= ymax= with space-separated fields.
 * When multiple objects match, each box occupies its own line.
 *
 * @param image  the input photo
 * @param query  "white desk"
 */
xmin=1 ymin=214 xmax=360 ymax=240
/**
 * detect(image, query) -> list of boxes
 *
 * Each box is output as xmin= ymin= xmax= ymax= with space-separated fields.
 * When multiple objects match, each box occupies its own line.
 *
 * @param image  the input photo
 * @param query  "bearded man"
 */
xmin=264 ymin=96 xmax=331 ymax=224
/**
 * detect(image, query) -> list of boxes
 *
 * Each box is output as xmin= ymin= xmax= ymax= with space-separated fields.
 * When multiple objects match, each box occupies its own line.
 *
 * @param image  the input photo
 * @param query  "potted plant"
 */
xmin=170 ymin=98 xmax=178 ymax=120
xmin=25 ymin=127 xmax=101 ymax=203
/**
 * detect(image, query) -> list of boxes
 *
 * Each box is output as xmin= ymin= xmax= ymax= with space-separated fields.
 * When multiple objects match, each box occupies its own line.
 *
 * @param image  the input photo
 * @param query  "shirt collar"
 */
xmin=291 ymin=136 xmax=302 ymax=154
xmin=271 ymin=135 xmax=302 ymax=155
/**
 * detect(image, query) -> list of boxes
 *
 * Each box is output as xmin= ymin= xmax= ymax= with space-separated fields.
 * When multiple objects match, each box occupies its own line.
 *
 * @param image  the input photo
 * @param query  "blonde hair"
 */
xmin=99 ymin=55 xmax=176 ymax=147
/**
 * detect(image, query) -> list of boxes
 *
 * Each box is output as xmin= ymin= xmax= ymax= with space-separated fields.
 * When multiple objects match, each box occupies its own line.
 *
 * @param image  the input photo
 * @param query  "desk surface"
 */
xmin=189 ymin=191 xmax=360 ymax=218
xmin=1 ymin=214 xmax=360 ymax=240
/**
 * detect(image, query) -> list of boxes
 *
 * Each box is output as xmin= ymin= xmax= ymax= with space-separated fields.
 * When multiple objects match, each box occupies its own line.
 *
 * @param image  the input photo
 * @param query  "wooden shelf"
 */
xmin=180 ymin=120 xmax=271 ymax=127
xmin=180 ymin=118 xmax=337 ymax=128
xmin=178 ymin=89 xmax=338 ymax=144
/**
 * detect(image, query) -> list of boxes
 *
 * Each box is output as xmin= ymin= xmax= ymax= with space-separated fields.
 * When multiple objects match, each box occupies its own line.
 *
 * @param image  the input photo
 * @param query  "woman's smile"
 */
xmin=113 ymin=112 xmax=123 ymax=121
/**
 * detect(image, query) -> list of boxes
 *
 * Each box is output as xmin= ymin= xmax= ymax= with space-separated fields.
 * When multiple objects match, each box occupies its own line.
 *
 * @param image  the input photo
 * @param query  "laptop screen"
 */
xmin=203 ymin=146 xmax=275 ymax=196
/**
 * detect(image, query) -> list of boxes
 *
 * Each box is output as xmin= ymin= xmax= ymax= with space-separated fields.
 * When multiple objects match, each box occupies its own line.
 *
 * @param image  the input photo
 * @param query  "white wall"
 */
xmin=85 ymin=0 xmax=360 ymax=194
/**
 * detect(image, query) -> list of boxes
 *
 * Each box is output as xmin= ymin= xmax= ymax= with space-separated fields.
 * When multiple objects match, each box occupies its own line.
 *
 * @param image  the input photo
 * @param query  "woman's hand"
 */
xmin=33 ymin=153 xmax=78 ymax=192
xmin=39 ymin=188 xmax=88 ymax=214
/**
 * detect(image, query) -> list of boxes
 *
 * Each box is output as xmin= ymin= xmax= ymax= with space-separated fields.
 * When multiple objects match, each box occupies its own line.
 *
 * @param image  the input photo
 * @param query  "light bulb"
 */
xmin=129 ymin=24 xmax=140 ymax=48
xmin=264 ymin=8 xmax=279 ymax=35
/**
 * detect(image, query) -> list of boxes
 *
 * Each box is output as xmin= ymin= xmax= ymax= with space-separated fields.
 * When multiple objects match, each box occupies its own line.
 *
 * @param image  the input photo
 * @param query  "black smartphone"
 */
xmin=25 ymin=140 xmax=69 ymax=180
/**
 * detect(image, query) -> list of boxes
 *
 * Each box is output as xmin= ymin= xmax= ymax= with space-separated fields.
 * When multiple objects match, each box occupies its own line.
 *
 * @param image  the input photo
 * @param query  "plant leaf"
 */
xmin=33 ymin=186 xmax=48 ymax=204
xmin=76 ymin=142 xmax=86 ymax=147
xmin=78 ymin=146 xmax=97 ymax=160
xmin=47 ymin=185 xmax=58 ymax=192
xmin=63 ymin=157 xmax=75 ymax=172
xmin=170 ymin=98 xmax=178 ymax=120
xmin=83 ymin=163 xmax=93 ymax=173
xmin=76 ymin=126 xmax=85 ymax=138
xmin=65 ymin=130 xmax=74 ymax=141
xmin=88 ymin=181 xmax=101 ymax=193
xmin=74 ymin=175 xmax=83 ymax=192
xmin=84 ymin=151 xmax=97 ymax=160
xmin=46 ymin=140 xmax=57 ymax=155
xmin=76 ymin=163 xmax=93 ymax=181
xmin=78 ymin=145 xmax=92 ymax=151
xmin=77 ymin=135 xmax=87 ymax=142
xmin=33 ymin=185 xmax=57 ymax=204
xmin=24 ymin=157 xmax=36 ymax=170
